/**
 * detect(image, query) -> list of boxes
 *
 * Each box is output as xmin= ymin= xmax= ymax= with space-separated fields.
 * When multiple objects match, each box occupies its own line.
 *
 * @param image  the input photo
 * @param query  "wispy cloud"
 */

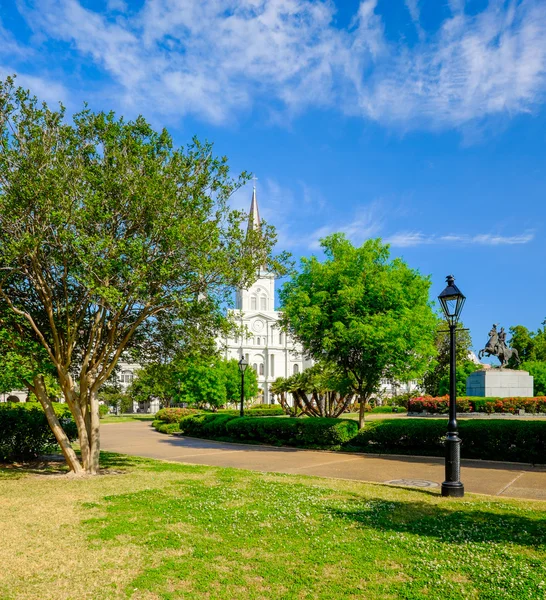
xmin=386 ymin=230 xmax=535 ymax=247
xmin=308 ymin=202 xmax=383 ymax=250
xmin=8 ymin=0 xmax=546 ymax=130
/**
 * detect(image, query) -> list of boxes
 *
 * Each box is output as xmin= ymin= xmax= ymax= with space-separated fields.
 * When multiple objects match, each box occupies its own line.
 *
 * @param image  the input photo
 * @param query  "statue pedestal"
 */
xmin=466 ymin=369 xmax=534 ymax=398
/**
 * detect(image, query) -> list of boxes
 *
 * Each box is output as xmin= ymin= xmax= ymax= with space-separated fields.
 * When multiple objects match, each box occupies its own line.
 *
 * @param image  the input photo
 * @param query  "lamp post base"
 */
xmin=441 ymin=481 xmax=465 ymax=497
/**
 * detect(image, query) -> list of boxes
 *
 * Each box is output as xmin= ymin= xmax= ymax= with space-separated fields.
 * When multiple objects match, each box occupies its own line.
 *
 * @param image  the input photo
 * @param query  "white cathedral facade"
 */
xmin=219 ymin=187 xmax=312 ymax=404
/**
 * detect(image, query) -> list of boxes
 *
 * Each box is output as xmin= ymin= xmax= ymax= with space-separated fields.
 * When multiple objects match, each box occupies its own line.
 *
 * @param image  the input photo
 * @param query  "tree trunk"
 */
xmin=33 ymin=375 xmax=84 ymax=475
xmin=88 ymin=387 xmax=101 ymax=474
xmin=358 ymin=393 xmax=367 ymax=430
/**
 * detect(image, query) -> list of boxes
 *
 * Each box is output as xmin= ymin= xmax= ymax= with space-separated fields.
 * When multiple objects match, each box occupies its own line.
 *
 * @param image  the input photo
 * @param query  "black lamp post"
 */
xmin=238 ymin=356 xmax=249 ymax=417
xmin=438 ymin=275 xmax=466 ymax=498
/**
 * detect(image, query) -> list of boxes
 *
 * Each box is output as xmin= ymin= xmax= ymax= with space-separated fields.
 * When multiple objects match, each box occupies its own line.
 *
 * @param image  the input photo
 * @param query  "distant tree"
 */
xmin=223 ymin=358 xmax=259 ymax=405
xmin=128 ymin=363 xmax=176 ymax=408
xmin=509 ymin=325 xmax=536 ymax=362
xmin=521 ymin=361 xmax=546 ymax=396
xmin=438 ymin=360 xmax=481 ymax=397
xmin=280 ymin=234 xmax=437 ymax=428
xmin=422 ymin=320 xmax=475 ymax=396
xmin=0 ymin=76 xmax=286 ymax=474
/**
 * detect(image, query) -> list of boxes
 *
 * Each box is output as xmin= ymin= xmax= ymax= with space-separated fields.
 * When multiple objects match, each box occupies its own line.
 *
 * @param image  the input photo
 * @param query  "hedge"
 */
xmin=0 ymin=403 xmax=78 ymax=461
xmin=409 ymin=396 xmax=546 ymax=415
xmin=155 ymin=407 xmax=202 ymax=423
xmin=177 ymin=414 xmax=358 ymax=449
xmin=218 ymin=406 xmax=284 ymax=416
xmin=346 ymin=419 xmax=546 ymax=464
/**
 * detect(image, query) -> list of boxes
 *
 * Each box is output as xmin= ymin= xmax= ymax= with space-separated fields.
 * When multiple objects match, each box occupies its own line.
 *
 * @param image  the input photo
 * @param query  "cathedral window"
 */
xmin=253 ymin=363 xmax=258 ymax=372
xmin=251 ymin=296 xmax=257 ymax=310
xmin=259 ymin=363 xmax=264 ymax=376
xmin=260 ymin=296 xmax=267 ymax=310
xmin=256 ymin=337 xmax=260 ymax=345
xmin=293 ymin=364 xmax=299 ymax=375
xmin=245 ymin=353 xmax=249 ymax=363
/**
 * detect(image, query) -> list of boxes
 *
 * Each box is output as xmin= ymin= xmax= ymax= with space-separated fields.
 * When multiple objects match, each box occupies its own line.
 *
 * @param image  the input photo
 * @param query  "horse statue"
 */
xmin=478 ymin=324 xmax=520 ymax=367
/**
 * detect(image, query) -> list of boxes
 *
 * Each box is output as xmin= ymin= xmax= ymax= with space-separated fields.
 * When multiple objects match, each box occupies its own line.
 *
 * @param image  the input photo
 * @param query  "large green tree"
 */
xmin=0 ymin=77 xmax=286 ymax=474
xmin=280 ymin=234 xmax=437 ymax=428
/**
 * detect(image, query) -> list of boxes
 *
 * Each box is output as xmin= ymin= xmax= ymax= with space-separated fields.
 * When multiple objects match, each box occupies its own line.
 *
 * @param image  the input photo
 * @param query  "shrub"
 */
xmin=153 ymin=421 xmax=181 ymax=434
xmin=217 ymin=407 xmax=284 ymax=416
xmin=155 ymin=407 xmax=201 ymax=423
xmin=178 ymin=414 xmax=358 ymax=450
xmin=0 ymin=403 xmax=78 ymax=461
xmin=99 ymin=404 xmax=109 ymax=418
xmin=346 ymin=419 xmax=546 ymax=464
xmin=408 ymin=396 xmax=546 ymax=415
xmin=371 ymin=406 xmax=403 ymax=414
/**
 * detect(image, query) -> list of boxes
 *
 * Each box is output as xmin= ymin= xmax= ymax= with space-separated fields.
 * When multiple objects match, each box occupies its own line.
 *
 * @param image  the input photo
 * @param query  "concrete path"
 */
xmin=101 ymin=421 xmax=546 ymax=501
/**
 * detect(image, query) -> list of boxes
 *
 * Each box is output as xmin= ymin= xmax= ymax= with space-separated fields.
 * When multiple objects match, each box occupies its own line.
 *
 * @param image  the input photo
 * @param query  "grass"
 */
xmin=100 ymin=414 xmax=156 ymax=424
xmin=1 ymin=453 xmax=545 ymax=600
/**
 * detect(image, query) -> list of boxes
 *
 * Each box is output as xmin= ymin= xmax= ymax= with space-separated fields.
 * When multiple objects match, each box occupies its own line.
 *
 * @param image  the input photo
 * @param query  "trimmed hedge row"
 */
xmin=409 ymin=395 xmax=546 ymax=414
xmin=178 ymin=414 xmax=358 ymax=449
xmin=218 ymin=406 xmax=285 ymax=416
xmin=347 ymin=419 xmax=546 ymax=464
xmin=0 ymin=403 xmax=78 ymax=461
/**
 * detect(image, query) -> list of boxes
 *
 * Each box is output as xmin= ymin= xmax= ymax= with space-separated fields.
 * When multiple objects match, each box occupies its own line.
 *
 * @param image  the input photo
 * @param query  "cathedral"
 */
xmin=219 ymin=186 xmax=312 ymax=404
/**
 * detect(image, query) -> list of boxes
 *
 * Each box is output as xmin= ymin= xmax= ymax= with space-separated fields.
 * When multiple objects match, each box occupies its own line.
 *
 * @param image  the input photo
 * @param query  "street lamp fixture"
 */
xmin=238 ymin=355 xmax=249 ymax=417
xmin=438 ymin=275 xmax=466 ymax=498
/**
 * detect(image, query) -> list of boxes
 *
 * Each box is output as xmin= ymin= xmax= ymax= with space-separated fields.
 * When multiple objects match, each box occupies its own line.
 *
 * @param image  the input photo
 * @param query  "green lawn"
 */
xmin=1 ymin=454 xmax=545 ymax=600
xmin=100 ymin=414 xmax=156 ymax=424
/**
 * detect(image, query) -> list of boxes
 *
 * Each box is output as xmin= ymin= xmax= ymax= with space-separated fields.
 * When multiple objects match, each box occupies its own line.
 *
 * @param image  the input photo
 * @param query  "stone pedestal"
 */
xmin=466 ymin=369 xmax=534 ymax=397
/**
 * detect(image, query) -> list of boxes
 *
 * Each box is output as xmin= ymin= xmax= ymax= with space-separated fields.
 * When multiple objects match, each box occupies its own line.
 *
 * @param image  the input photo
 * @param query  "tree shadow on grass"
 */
xmin=327 ymin=498 xmax=546 ymax=547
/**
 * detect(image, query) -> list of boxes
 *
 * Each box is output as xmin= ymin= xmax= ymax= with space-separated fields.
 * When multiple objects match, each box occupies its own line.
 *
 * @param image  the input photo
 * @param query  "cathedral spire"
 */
xmin=247 ymin=180 xmax=261 ymax=233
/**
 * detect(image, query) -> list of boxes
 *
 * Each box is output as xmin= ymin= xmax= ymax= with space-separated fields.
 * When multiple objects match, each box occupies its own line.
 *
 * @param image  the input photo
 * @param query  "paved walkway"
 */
xmin=101 ymin=421 xmax=546 ymax=501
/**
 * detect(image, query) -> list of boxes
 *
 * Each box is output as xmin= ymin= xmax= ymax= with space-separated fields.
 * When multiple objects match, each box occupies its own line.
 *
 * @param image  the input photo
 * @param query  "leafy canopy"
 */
xmin=280 ymin=234 xmax=437 ymax=426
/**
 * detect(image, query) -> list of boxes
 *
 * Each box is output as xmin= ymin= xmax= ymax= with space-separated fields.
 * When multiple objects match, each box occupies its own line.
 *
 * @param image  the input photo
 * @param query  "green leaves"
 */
xmin=280 ymin=235 xmax=437 ymax=414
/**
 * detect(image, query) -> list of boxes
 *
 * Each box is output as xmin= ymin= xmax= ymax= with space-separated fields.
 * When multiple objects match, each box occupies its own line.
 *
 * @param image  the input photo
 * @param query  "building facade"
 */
xmin=219 ymin=187 xmax=312 ymax=404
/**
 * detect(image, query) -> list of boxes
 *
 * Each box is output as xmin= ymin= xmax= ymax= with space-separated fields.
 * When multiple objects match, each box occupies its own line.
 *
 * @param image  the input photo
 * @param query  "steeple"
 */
xmin=248 ymin=184 xmax=261 ymax=233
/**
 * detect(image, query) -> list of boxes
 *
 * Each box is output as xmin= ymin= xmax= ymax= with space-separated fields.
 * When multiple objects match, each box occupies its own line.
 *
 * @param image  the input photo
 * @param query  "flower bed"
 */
xmin=408 ymin=396 xmax=546 ymax=415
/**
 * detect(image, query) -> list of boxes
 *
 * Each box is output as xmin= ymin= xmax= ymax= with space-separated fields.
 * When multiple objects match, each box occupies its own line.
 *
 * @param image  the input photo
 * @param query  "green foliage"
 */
xmin=223 ymin=358 xmax=259 ymax=402
xmin=99 ymin=404 xmax=109 ymax=418
xmin=0 ymin=403 xmax=77 ymax=460
xmin=437 ymin=359 xmax=481 ymax=396
xmin=128 ymin=363 xmax=176 ymax=408
xmin=98 ymin=387 xmax=133 ymax=414
xmin=152 ymin=421 xmax=181 ymax=435
xmin=217 ymin=406 xmax=284 ymax=416
xmin=510 ymin=323 xmax=546 ymax=362
xmin=155 ymin=407 xmax=201 ymax=423
xmin=178 ymin=414 xmax=358 ymax=449
xmin=521 ymin=361 xmax=546 ymax=396
xmin=347 ymin=419 xmax=546 ymax=463
xmin=422 ymin=321 xmax=475 ymax=396
xmin=0 ymin=75 xmax=288 ymax=472
xmin=280 ymin=235 xmax=436 ymax=425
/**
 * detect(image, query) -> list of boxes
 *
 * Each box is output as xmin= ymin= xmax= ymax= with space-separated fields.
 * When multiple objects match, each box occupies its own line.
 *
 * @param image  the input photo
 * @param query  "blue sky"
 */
xmin=1 ymin=0 xmax=545 ymax=353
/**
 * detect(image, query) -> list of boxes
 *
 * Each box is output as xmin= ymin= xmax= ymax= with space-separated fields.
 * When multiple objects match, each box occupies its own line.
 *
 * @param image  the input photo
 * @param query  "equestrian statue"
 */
xmin=478 ymin=324 xmax=520 ymax=367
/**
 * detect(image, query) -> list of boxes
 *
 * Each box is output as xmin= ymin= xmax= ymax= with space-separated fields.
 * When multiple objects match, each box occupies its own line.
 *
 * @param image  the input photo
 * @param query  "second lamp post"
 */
xmin=238 ymin=356 xmax=249 ymax=417
xmin=438 ymin=275 xmax=466 ymax=498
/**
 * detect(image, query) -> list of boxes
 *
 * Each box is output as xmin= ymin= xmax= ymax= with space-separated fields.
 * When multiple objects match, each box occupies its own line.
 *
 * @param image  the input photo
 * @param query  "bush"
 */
xmin=371 ymin=406 xmax=403 ymax=414
xmin=178 ymin=414 xmax=358 ymax=450
xmin=155 ymin=407 xmax=201 ymax=423
xmin=408 ymin=395 xmax=546 ymax=415
xmin=99 ymin=404 xmax=109 ymax=418
xmin=218 ymin=406 xmax=284 ymax=416
xmin=0 ymin=403 xmax=78 ymax=461
xmin=153 ymin=420 xmax=181 ymax=434
xmin=346 ymin=419 xmax=546 ymax=464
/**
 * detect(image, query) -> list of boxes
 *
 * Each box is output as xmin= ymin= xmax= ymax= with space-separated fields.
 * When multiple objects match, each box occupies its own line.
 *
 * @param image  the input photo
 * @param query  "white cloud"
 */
xmin=386 ymin=230 xmax=535 ymax=247
xmin=11 ymin=0 xmax=546 ymax=129
xmin=307 ymin=201 xmax=383 ymax=250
